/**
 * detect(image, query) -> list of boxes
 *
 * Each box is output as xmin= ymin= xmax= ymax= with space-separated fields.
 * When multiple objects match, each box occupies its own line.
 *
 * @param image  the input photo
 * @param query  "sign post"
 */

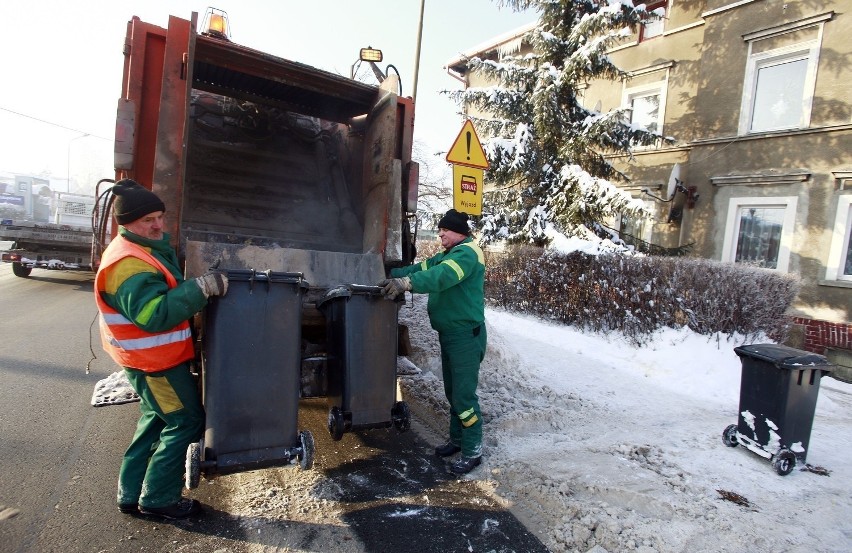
xmin=446 ymin=120 xmax=489 ymax=216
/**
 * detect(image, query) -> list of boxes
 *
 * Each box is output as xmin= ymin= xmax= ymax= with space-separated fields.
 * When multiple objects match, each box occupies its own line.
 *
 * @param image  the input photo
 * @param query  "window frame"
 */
xmin=721 ymin=196 xmax=798 ymax=273
xmin=738 ymin=24 xmax=825 ymax=135
xmin=637 ymin=1 xmax=667 ymax=42
xmin=622 ymin=81 xmax=666 ymax=144
xmin=824 ymin=194 xmax=852 ymax=282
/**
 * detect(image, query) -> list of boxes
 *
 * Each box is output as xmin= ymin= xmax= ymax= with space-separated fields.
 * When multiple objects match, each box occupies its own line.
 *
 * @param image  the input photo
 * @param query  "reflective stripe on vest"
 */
xmin=95 ymin=235 xmax=195 ymax=372
xmin=101 ymin=313 xmax=192 ymax=351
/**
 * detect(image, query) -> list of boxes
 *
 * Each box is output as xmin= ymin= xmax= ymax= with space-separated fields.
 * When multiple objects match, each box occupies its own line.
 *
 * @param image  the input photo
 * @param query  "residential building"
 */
xmin=446 ymin=0 xmax=852 ymax=370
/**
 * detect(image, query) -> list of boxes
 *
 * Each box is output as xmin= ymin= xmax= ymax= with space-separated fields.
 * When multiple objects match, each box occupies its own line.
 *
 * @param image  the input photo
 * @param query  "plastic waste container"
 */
xmin=723 ymin=343 xmax=834 ymax=475
xmin=318 ymin=284 xmax=410 ymax=440
xmin=185 ymin=270 xmax=315 ymax=488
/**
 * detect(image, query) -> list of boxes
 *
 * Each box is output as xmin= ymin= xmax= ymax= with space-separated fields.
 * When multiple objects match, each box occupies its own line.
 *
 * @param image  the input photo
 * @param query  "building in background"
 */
xmin=446 ymin=0 xmax=851 ymax=369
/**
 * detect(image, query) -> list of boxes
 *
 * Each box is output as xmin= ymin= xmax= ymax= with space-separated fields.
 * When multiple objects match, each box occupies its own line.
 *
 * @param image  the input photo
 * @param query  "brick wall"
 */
xmin=792 ymin=317 xmax=852 ymax=353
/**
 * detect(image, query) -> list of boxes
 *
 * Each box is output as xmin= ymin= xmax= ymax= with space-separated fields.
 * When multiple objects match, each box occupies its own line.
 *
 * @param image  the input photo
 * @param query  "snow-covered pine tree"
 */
xmin=447 ymin=0 xmax=666 ymax=246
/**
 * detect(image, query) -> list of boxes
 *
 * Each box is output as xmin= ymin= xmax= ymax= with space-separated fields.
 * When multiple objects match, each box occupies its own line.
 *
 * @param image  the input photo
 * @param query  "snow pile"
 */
xmin=398 ymin=299 xmax=852 ymax=553
xmin=91 ymin=370 xmax=140 ymax=407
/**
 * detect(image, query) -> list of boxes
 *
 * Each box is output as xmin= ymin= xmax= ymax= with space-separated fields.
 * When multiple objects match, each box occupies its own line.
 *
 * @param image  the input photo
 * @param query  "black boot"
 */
xmin=434 ymin=441 xmax=462 ymax=457
xmin=139 ymin=498 xmax=203 ymax=520
xmin=448 ymin=455 xmax=482 ymax=475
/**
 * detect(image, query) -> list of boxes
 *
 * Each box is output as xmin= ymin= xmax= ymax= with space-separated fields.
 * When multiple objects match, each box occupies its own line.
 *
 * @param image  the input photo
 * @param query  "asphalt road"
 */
xmin=0 ymin=266 xmax=548 ymax=553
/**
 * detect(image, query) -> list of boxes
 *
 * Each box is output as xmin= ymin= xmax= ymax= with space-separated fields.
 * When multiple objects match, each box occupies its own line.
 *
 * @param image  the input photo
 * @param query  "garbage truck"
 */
xmin=95 ymin=11 xmax=418 ymax=483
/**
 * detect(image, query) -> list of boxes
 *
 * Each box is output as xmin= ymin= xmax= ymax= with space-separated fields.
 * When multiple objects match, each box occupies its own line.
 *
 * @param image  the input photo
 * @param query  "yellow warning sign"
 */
xmin=452 ymin=165 xmax=483 ymax=216
xmin=446 ymin=120 xmax=489 ymax=169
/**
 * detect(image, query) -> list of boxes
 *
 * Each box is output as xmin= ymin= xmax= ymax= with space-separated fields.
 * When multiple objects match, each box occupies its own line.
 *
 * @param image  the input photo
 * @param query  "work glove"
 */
xmin=195 ymin=271 xmax=229 ymax=298
xmin=378 ymin=277 xmax=411 ymax=299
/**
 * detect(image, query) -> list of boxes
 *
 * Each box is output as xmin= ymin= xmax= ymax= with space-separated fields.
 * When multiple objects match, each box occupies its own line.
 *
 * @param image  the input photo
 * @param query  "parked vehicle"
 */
xmin=0 ymin=193 xmax=97 ymax=277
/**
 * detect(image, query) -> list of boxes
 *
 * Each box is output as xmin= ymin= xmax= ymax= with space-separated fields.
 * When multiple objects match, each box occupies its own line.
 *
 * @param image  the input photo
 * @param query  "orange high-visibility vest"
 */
xmin=95 ymin=235 xmax=195 ymax=372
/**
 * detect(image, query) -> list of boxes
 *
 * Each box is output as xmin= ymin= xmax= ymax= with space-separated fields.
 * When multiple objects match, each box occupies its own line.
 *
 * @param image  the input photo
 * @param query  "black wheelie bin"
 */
xmin=186 ymin=270 xmax=315 ymax=488
xmin=722 ymin=343 xmax=834 ymax=475
xmin=318 ymin=285 xmax=410 ymax=440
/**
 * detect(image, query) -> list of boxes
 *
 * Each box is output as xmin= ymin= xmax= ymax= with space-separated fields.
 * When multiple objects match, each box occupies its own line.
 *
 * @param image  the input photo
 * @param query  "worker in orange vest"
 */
xmin=94 ymin=179 xmax=227 ymax=520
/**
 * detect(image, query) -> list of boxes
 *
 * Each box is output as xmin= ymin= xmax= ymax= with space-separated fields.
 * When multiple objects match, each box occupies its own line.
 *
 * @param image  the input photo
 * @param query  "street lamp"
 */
xmin=66 ymin=133 xmax=89 ymax=194
xmin=412 ymin=0 xmax=425 ymax=102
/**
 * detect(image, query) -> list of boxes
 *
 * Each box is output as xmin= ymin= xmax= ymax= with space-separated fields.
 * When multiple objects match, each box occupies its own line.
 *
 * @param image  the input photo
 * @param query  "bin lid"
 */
xmin=734 ymin=343 xmax=834 ymax=371
xmin=316 ymin=284 xmax=389 ymax=309
xmin=223 ymin=269 xmax=305 ymax=285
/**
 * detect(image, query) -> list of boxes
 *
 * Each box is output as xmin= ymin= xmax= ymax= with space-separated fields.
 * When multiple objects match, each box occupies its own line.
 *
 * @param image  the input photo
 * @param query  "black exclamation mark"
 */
xmin=466 ymin=131 xmax=471 ymax=161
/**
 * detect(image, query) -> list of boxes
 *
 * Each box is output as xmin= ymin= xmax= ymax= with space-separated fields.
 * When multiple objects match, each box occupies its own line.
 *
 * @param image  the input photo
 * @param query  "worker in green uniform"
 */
xmin=95 ymin=179 xmax=228 ymax=519
xmin=379 ymin=209 xmax=487 ymax=475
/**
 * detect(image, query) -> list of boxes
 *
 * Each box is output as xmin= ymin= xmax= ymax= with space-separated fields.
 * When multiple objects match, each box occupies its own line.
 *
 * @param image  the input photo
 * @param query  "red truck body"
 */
xmin=96 ymin=13 xmax=420 ymax=398
xmin=98 ymin=13 xmax=418 ymax=277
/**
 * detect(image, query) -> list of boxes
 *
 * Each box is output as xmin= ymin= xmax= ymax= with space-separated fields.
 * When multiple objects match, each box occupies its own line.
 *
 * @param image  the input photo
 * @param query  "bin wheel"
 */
xmin=298 ymin=430 xmax=315 ymax=471
xmin=12 ymin=262 xmax=31 ymax=278
xmin=392 ymin=401 xmax=411 ymax=433
xmin=328 ymin=407 xmax=345 ymax=441
xmin=772 ymin=449 xmax=796 ymax=476
xmin=722 ymin=424 xmax=739 ymax=447
xmin=185 ymin=442 xmax=201 ymax=489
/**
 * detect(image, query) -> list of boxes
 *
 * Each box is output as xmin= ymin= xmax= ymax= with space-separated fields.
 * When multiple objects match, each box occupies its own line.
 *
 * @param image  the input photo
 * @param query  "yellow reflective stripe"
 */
xmin=459 ymin=242 xmax=485 ymax=266
xmin=145 ymin=375 xmax=184 ymax=414
xmin=420 ymin=260 xmax=428 ymax=270
xmin=462 ymin=414 xmax=479 ymax=428
xmin=105 ymin=257 xmax=157 ymax=294
xmin=136 ymin=296 xmax=164 ymax=326
xmin=442 ymin=259 xmax=464 ymax=280
xmin=459 ymin=407 xmax=475 ymax=420
xmin=108 ymin=328 xmax=192 ymax=351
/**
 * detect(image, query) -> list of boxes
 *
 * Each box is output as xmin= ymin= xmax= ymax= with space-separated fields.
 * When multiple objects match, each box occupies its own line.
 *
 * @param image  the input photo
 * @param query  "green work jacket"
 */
xmin=98 ymin=228 xmax=207 ymax=334
xmin=390 ymin=237 xmax=485 ymax=333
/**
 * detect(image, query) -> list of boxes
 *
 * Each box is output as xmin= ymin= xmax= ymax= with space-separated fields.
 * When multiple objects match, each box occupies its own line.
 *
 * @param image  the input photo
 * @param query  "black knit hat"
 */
xmin=437 ymin=209 xmax=470 ymax=235
xmin=112 ymin=179 xmax=165 ymax=224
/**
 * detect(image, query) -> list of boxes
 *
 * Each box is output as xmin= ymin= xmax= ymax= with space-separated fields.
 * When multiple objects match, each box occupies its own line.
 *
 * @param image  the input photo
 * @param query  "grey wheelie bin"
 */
xmin=318 ymin=285 xmax=410 ymax=440
xmin=186 ymin=270 xmax=315 ymax=488
xmin=722 ymin=343 xmax=834 ymax=475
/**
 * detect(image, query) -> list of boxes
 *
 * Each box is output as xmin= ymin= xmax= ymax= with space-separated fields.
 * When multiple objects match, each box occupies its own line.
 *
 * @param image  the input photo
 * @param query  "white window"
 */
xmin=629 ymin=89 xmax=661 ymax=133
xmin=739 ymin=17 xmax=829 ymax=135
xmin=721 ymin=197 xmax=798 ymax=272
xmin=825 ymin=195 xmax=852 ymax=282
xmin=635 ymin=1 xmax=666 ymax=41
xmin=624 ymin=82 xmax=665 ymax=139
xmin=620 ymin=197 xmax=654 ymax=243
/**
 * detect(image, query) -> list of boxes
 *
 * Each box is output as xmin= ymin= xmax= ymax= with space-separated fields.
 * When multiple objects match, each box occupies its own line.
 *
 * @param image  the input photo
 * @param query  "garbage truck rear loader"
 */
xmin=96 ymin=12 xmax=418 ymax=482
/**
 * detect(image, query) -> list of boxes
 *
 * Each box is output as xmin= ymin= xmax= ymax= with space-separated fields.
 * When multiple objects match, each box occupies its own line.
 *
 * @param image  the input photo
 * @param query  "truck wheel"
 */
xmin=327 ymin=407 xmax=345 ymax=441
xmin=12 ymin=262 xmax=31 ymax=278
xmin=772 ymin=449 xmax=796 ymax=476
xmin=185 ymin=442 xmax=201 ymax=489
xmin=298 ymin=430 xmax=315 ymax=471
xmin=722 ymin=424 xmax=739 ymax=447
xmin=392 ymin=401 xmax=411 ymax=433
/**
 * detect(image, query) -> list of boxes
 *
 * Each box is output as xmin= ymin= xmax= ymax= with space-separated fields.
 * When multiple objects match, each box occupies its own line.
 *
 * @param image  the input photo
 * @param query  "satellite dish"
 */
xmin=666 ymin=163 xmax=682 ymax=200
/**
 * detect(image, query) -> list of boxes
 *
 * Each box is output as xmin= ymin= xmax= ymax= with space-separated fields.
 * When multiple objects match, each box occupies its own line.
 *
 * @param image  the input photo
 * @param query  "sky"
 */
xmin=0 ymin=1 xmax=535 ymax=192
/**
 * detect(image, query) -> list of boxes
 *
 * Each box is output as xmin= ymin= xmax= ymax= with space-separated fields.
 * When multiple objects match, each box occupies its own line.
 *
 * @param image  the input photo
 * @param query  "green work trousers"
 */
xmin=118 ymin=362 xmax=204 ymax=509
xmin=440 ymin=324 xmax=487 ymax=458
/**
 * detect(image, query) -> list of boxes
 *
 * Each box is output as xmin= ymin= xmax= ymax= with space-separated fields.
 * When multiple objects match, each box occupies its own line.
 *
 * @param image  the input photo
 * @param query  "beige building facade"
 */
xmin=447 ymin=1 xmax=852 ymax=363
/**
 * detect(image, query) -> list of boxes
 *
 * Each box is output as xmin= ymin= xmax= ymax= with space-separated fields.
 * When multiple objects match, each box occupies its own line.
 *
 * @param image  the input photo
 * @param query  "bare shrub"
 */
xmin=414 ymin=239 xmax=442 ymax=262
xmin=485 ymin=245 xmax=799 ymax=346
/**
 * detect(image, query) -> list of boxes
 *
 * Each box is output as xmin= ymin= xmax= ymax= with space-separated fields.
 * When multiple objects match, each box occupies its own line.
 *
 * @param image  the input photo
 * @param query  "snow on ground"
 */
xmin=398 ymin=298 xmax=852 ymax=553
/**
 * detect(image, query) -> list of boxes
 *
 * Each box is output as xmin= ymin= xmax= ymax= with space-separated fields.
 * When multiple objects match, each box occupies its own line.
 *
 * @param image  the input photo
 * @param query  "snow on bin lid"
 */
xmin=734 ymin=343 xmax=834 ymax=371
xmin=317 ymin=284 xmax=385 ymax=307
